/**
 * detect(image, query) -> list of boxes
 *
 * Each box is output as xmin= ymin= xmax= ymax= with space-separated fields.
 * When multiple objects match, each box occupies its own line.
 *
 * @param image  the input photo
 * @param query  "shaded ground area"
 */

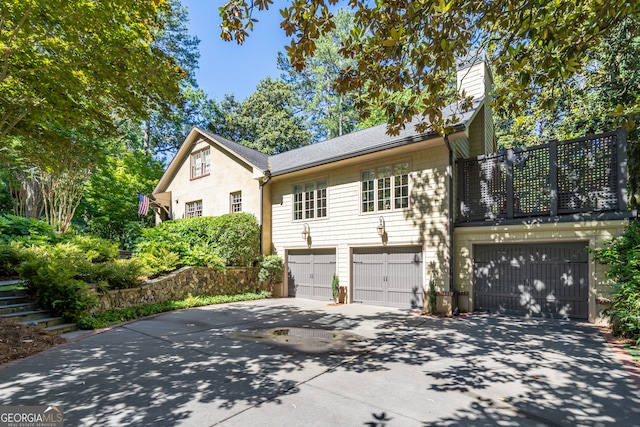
xmin=1 ymin=299 xmax=639 ymax=426
xmin=0 ymin=319 xmax=67 ymax=365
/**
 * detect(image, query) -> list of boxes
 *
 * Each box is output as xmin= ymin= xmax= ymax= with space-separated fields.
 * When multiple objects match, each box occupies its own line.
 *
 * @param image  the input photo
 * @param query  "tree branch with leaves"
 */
xmin=219 ymin=0 xmax=640 ymax=135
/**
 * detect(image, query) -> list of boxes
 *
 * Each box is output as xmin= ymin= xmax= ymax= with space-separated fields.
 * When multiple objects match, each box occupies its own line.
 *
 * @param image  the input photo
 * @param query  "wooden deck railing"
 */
xmin=456 ymin=129 xmax=628 ymax=224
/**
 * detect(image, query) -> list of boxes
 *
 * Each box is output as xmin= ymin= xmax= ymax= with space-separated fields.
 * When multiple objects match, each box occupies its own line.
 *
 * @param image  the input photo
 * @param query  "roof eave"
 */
xmin=269 ymin=123 xmax=467 ymax=177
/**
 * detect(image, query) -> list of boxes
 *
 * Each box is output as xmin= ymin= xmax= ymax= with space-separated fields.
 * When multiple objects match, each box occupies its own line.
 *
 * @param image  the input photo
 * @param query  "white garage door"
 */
xmin=474 ymin=242 xmax=589 ymax=319
xmin=287 ymin=249 xmax=336 ymax=301
xmin=353 ymin=246 xmax=423 ymax=309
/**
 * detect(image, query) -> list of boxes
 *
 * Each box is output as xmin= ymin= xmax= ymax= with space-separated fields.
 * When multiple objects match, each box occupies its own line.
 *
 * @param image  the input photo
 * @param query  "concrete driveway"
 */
xmin=1 ymin=298 xmax=639 ymax=426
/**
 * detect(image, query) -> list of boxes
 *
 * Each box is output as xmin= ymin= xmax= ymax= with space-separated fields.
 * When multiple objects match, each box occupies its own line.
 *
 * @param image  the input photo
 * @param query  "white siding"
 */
xmin=271 ymin=144 xmax=452 ymax=305
xmin=457 ymin=61 xmax=492 ymax=101
xmin=164 ymin=139 xmax=261 ymax=220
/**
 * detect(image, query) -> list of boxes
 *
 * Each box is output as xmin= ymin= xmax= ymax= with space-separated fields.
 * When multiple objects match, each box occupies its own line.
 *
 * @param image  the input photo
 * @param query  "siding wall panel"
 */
xmin=270 ymin=143 xmax=453 ymax=305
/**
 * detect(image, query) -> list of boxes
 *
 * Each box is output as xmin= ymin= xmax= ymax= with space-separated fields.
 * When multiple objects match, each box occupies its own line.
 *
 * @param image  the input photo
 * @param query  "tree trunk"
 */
xmin=9 ymin=168 xmax=44 ymax=218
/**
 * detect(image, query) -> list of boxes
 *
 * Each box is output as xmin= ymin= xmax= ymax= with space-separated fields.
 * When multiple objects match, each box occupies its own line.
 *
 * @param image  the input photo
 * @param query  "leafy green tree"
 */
xmin=2 ymin=132 xmax=107 ymax=232
xmin=139 ymin=0 xmax=217 ymax=156
xmin=278 ymin=9 xmax=361 ymax=140
xmin=208 ymin=77 xmax=312 ymax=154
xmin=219 ymin=0 xmax=640 ymax=136
xmin=144 ymin=85 xmax=218 ymax=156
xmin=0 ymin=0 xmax=185 ymax=157
xmin=81 ymin=148 xmax=164 ymax=245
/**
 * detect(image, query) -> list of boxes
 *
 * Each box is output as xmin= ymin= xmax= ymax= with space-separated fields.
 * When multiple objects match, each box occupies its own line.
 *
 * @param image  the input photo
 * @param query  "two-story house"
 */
xmin=153 ymin=56 xmax=631 ymax=323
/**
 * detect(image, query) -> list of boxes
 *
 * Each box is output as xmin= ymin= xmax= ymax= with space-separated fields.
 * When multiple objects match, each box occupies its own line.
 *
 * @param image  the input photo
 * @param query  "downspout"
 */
xmin=259 ymin=170 xmax=272 ymax=254
xmin=443 ymin=134 xmax=459 ymax=315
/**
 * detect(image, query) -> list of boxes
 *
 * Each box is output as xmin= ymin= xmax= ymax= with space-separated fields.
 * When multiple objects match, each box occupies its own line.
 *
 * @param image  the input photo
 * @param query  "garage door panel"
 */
xmin=313 ymin=259 xmax=336 ymax=297
xmin=288 ymin=250 xmax=335 ymax=301
xmin=474 ymin=243 xmax=588 ymax=319
xmin=353 ymin=246 xmax=423 ymax=309
xmin=287 ymin=256 xmax=312 ymax=298
xmin=353 ymin=253 xmax=386 ymax=305
xmin=387 ymin=286 xmax=422 ymax=308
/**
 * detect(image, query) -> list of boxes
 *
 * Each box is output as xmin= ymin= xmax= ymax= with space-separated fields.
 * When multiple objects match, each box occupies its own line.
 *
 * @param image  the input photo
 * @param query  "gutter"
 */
xmin=443 ymin=134 xmax=459 ymax=315
xmin=258 ymin=170 xmax=272 ymax=254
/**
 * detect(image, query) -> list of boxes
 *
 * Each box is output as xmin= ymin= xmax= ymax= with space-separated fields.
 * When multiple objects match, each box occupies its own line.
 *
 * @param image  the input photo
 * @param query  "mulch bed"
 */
xmin=0 ymin=318 xmax=67 ymax=366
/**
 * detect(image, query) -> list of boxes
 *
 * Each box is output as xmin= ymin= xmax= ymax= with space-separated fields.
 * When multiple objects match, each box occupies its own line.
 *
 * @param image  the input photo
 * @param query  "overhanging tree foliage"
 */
xmin=219 ymin=0 xmax=640 ymax=136
xmin=140 ymin=0 xmax=217 ymax=156
xmin=0 ymin=0 xmax=185 ymax=156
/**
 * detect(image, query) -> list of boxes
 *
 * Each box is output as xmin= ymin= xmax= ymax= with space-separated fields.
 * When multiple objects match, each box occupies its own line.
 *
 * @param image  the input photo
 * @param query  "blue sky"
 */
xmin=182 ymin=0 xmax=291 ymax=101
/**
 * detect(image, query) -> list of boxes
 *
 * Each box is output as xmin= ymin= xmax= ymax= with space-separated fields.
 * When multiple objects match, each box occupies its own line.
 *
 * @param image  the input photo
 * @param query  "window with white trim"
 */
xmin=293 ymin=179 xmax=328 ymax=220
xmin=230 ymin=191 xmax=242 ymax=213
xmin=190 ymin=148 xmax=211 ymax=179
xmin=185 ymin=200 xmax=203 ymax=218
xmin=361 ymin=162 xmax=409 ymax=213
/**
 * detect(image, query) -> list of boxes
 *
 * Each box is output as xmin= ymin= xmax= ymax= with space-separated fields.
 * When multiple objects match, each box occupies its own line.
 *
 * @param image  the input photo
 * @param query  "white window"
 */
xmin=190 ymin=148 xmax=210 ymax=179
xmin=230 ymin=191 xmax=242 ymax=213
xmin=361 ymin=162 xmax=409 ymax=213
xmin=185 ymin=200 xmax=203 ymax=218
xmin=293 ymin=179 xmax=328 ymax=220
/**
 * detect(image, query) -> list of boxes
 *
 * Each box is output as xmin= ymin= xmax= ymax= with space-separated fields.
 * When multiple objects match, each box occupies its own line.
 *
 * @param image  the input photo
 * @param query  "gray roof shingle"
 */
xmin=197 ymin=127 xmax=270 ymax=171
xmin=191 ymin=99 xmax=481 ymax=177
xmin=267 ymin=100 xmax=480 ymax=176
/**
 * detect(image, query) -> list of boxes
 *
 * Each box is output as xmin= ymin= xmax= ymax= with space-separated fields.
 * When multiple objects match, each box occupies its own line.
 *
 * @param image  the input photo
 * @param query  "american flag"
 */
xmin=138 ymin=193 xmax=150 ymax=216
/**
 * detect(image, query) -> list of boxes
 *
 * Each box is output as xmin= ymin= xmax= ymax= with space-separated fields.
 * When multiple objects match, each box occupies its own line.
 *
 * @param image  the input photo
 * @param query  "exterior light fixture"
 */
xmin=377 ymin=216 xmax=385 ymax=237
xmin=302 ymin=223 xmax=310 ymax=241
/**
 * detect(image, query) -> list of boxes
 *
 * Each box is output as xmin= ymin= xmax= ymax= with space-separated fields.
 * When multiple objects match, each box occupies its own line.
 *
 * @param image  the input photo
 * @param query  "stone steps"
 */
xmin=0 ymin=280 xmax=77 ymax=336
xmin=0 ymin=301 xmax=38 ymax=315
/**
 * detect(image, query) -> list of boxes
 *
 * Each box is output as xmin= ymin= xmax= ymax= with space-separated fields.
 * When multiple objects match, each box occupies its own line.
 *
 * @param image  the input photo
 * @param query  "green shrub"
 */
xmin=0 ymin=242 xmax=24 ymax=278
xmin=259 ymin=255 xmax=284 ymax=283
xmin=133 ymin=242 xmax=183 ymax=277
xmin=182 ymin=245 xmax=225 ymax=270
xmin=211 ymin=213 xmax=260 ymax=266
xmin=18 ymin=243 xmax=97 ymax=320
xmin=0 ymin=214 xmax=58 ymax=245
xmin=593 ymin=220 xmax=640 ymax=342
xmin=62 ymin=234 xmax=119 ymax=263
xmin=90 ymin=259 xmax=146 ymax=290
xmin=134 ymin=213 xmax=260 ymax=268
xmin=428 ymin=280 xmax=437 ymax=314
xmin=332 ymin=273 xmax=340 ymax=302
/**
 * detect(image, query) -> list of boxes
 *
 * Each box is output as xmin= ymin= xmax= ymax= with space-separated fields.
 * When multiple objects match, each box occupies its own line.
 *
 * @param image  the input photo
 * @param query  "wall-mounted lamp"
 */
xmin=302 ymin=223 xmax=310 ymax=241
xmin=377 ymin=216 xmax=385 ymax=237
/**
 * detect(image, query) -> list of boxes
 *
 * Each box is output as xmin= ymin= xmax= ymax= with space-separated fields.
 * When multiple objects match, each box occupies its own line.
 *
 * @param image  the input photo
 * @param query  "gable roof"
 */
xmin=267 ymin=99 xmax=482 ymax=176
xmin=155 ymin=98 xmax=484 ymax=194
xmin=154 ymin=127 xmax=269 ymax=193
xmin=197 ymin=128 xmax=269 ymax=171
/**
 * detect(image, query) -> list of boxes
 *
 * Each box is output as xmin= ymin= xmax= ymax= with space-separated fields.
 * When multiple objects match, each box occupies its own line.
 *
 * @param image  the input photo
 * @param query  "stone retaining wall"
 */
xmin=91 ymin=266 xmax=264 ymax=312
